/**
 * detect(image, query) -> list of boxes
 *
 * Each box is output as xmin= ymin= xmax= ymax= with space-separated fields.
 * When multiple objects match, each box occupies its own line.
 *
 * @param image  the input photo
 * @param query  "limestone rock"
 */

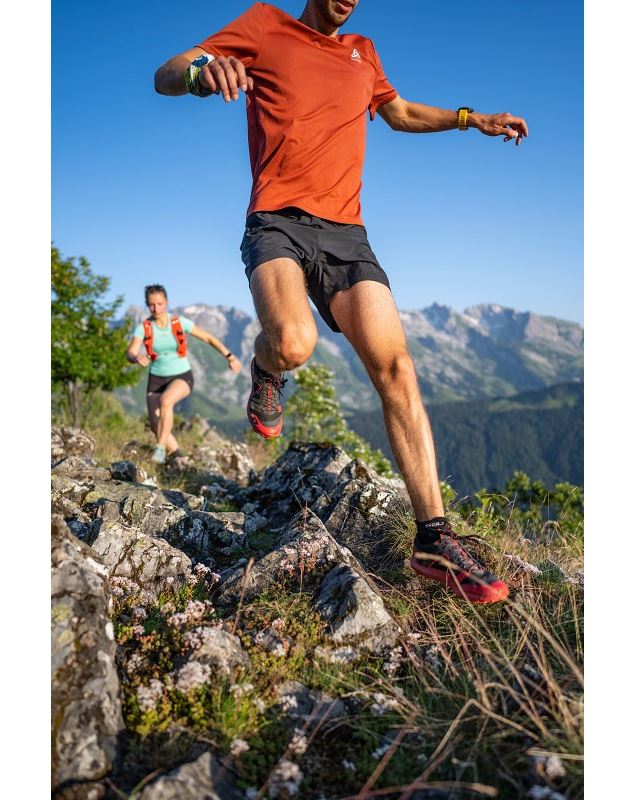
xmin=215 ymin=508 xmax=361 ymax=608
xmin=137 ymin=752 xmax=245 ymax=800
xmin=315 ymin=564 xmax=400 ymax=652
xmin=81 ymin=480 xmax=248 ymax=562
xmin=316 ymin=475 xmax=407 ymax=573
xmin=239 ymin=442 xmax=352 ymax=525
xmin=275 ymin=680 xmax=347 ymax=723
xmin=51 ymin=516 xmax=124 ymax=791
xmin=52 ymin=455 xmax=111 ymax=481
xmin=192 ymin=441 xmax=256 ymax=486
xmin=89 ymin=521 xmax=193 ymax=599
xmin=338 ymin=458 xmax=409 ymax=501
xmin=188 ymin=627 xmax=250 ymax=677
xmin=51 ymin=426 xmax=96 ymax=463
xmin=110 ymin=460 xmax=148 ymax=483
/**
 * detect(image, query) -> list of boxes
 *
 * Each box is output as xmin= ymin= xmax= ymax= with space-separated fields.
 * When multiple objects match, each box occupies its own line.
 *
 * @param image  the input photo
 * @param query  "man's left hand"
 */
xmin=471 ymin=112 xmax=529 ymax=145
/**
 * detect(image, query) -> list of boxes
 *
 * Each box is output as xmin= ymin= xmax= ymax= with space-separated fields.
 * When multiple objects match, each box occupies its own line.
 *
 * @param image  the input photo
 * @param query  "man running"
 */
xmin=154 ymin=0 xmax=528 ymax=603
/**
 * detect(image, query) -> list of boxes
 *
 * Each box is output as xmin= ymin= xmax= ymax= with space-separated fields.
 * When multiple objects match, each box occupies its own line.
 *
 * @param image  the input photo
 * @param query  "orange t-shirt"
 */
xmin=198 ymin=2 xmax=397 ymax=225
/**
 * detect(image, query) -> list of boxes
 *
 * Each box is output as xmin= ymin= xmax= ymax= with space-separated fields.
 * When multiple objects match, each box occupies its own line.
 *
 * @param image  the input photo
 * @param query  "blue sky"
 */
xmin=53 ymin=0 xmax=582 ymax=322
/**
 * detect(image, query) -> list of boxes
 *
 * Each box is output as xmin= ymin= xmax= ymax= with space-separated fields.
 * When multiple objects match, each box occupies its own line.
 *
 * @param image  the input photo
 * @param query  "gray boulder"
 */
xmin=274 ymin=680 xmax=347 ymax=723
xmin=215 ymin=508 xmax=361 ymax=607
xmin=51 ymin=426 xmax=96 ymax=463
xmin=89 ymin=521 xmax=193 ymax=600
xmin=216 ymin=510 xmax=399 ymax=652
xmin=192 ymin=441 xmax=256 ymax=486
xmin=137 ymin=752 xmax=245 ymax=800
xmin=239 ymin=442 xmax=352 ymax=524
xmin=81 ymin=480 xmax=249 ymax=561
xmin=315 ymin=474 xmax=407 ymax=573
xmin=315 ymin=564 xmax=400 ymax=652
xmin=187 ymin=627 xmax=250 ymax=677
xmin=109 ymin=460 xmax=147 ymax=483
xmin=51 ymin=516 xmax=124 ymax=792
xmin=52 ymin=455 xmax=110 ymax=481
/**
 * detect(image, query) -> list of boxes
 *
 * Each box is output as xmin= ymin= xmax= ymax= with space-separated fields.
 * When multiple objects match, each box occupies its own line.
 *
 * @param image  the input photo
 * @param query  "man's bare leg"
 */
xmin=329 ymin=281 xmax=444 ymax=521
xmin=249 ymin=258 xmax=318 ymax=373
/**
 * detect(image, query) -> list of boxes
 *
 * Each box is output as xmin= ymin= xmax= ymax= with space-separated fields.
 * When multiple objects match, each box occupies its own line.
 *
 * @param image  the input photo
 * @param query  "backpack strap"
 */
xmin=142 ymin=319 xmax=158 ymax=361
xmin=171 ymin=316 xmax=188 ymax=357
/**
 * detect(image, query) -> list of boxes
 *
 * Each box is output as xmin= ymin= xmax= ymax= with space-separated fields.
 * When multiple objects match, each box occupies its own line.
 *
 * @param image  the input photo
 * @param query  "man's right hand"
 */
xmin=135 ymin=354 xmax=150 ymax=367
xmin=199 ymin=55 xmax=254 ymax=102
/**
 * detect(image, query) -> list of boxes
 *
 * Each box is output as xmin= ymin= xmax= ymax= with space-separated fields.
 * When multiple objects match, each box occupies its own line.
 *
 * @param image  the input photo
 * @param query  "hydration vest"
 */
xmin=142 ymin=316 xmax=187 ymax=361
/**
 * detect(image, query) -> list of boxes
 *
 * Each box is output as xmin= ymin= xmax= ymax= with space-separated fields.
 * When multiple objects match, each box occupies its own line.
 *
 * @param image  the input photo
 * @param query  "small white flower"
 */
xmin=230 ymin=738 xmax=250 ymax=757
xmin=279 ymin=694 xmax=298 ymax=712
xmin=184 ymin=600 xmax=207 ymax=623
xmin=126 ymin=652 xmax=144 ymax=676
xmin=174 ymin=661 xmax=211 ymax=692
xmin=167 ymin=612 xmax=188 ymax=628
xmin=342 ymin=759 xmax=356 ymax=772
xmin=268 ymin=759 xmax=303 ymax=798
xmin=136 ymin=679 xmax=164 ymax=712
xmin=131 ymin=606 xmax=147 ymax=621
xmin=288 ymin=728 xmax=308 ymax=756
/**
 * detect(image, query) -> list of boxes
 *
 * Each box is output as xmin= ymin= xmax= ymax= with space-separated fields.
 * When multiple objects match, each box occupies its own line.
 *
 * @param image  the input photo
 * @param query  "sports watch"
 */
xmin=457 ymin=107 xmax=474 ymax=130
xmin=184 ymin=53 xmax=216 ymax=97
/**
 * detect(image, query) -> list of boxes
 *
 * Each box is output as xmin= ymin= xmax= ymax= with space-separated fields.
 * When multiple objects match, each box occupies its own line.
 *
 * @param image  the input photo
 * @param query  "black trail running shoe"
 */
xmin=247 ymin=358 xmax=287 ymax=439
xmin=411 ymin=519 xmax=509 ymax=604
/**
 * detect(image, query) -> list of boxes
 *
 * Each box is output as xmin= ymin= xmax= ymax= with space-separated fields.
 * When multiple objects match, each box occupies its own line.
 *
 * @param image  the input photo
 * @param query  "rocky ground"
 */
xmin=51 ymin=422 xmax=583 ymax=800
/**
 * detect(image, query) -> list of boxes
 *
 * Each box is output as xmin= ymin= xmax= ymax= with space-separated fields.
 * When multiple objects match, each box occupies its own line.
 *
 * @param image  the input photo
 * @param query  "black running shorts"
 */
xmin=146 ymin=370 xmax=194 ymax=434
xmin=240 ymin=207 xmax=391 ymax=332
xmin=147 ymin=370 xmax=194 ymax=395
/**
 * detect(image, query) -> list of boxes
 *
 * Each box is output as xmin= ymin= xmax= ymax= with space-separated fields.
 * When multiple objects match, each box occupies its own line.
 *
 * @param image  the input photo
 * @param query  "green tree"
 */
xmin=285 ymin=363 xmax=394 ymax=476
xmin=51 ymin=245 xmax=138 ymax=426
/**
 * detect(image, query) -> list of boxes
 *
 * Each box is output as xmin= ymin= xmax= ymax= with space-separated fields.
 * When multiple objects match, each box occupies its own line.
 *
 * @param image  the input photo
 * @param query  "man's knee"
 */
xmin=159 ymin=395 xmax=175 ymax=412
xmin=370 ymin=351 xmax=417 ymax=392
xmin=270 ymin=325 xmax=317 ymax=370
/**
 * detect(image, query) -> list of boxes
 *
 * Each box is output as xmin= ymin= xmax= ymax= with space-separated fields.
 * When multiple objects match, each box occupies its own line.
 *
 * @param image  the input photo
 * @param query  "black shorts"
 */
xmin=240 ymin=207 xmax=391 ymax=332
xmin=147 ymin=370 xmax=194 ymax=395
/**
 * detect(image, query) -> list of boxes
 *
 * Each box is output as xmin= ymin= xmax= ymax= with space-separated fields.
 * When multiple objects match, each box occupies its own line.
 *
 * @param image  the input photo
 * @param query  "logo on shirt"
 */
xmin=350 ymin=48 xmax=361 ymax=63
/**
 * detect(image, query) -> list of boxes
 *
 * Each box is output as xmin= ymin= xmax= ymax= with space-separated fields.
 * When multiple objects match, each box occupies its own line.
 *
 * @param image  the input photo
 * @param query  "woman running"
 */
xmin=127 ymin=284 xmax=241 ymax=463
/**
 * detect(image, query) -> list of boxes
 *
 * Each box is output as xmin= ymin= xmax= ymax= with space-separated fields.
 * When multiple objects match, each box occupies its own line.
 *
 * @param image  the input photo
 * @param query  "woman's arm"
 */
xmin=189 ymin=325 xmax=242 ymax=373
xmin=126 ymin=336 xmax=150 ymax=367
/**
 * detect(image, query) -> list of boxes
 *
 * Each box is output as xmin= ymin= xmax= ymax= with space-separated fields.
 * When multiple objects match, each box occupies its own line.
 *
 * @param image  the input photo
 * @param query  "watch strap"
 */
xmin=457 ymin=106 xmax=474 ymax=131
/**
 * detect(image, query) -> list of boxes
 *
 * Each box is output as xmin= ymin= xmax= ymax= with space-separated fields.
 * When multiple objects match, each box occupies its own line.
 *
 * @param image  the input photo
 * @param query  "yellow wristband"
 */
xmin=457 ymin=106 xmax=473 ymax=131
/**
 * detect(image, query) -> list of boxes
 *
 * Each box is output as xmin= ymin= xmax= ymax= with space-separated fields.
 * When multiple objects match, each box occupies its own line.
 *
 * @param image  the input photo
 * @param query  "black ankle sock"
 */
xmin=415 ymin=516 xmax=450 ymax=546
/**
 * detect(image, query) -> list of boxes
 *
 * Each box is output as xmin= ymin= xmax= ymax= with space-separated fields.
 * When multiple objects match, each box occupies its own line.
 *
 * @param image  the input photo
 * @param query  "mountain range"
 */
xmin=117 ymin=302 xmax=583 ymax=491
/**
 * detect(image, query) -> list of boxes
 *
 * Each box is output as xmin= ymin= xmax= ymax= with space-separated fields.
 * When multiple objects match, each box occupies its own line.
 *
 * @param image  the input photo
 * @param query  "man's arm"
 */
xmin=378 ymin=96 xmax=528 ymax=145
xmin=154 ymin=47 xmax=253 ymax=101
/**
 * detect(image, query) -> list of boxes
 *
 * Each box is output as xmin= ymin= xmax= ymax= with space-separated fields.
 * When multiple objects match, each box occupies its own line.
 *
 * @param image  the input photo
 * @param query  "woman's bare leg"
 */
xmin=156 ymin=379 xmax=191 ymax=450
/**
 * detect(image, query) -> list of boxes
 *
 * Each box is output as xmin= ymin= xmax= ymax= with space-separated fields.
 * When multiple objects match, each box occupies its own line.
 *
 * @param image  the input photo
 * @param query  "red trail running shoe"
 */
xmin=411 ymin=520 xmax=509 ymax=604
xmin=247 ymin=358 xmax=287 ymax=439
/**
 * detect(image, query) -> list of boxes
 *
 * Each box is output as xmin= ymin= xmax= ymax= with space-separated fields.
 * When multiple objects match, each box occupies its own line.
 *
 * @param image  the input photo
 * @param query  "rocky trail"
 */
xmin=51 ymin=423 xmax=582 ymax=800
